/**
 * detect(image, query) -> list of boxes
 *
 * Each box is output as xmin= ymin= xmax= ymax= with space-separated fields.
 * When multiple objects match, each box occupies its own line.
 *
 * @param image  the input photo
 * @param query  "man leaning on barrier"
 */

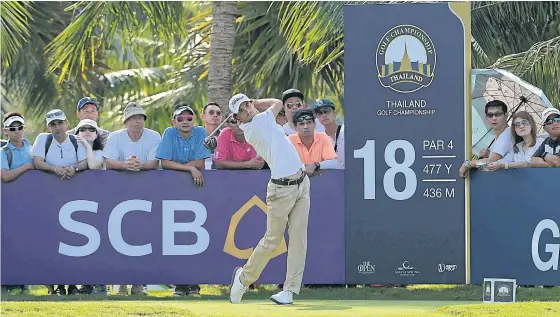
xmin=1 ymin=112 xmax=34 ymax=183
xmin=531 ymin=108 xmax=560 ymax=167
xmin=156 ymin=103 xmax=211 ymax=296
xmin=103 ymin=102 xmax=161 ymax=296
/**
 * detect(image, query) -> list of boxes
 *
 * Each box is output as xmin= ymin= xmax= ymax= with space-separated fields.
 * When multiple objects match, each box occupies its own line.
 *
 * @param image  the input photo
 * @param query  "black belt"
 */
xmin=270 ymin=173 xmax=306 ymax=186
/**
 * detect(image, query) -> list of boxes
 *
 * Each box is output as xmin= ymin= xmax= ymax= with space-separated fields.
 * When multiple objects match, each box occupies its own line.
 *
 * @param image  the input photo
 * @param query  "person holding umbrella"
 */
xmin=460 ymin=100 xmax=513 ymax=177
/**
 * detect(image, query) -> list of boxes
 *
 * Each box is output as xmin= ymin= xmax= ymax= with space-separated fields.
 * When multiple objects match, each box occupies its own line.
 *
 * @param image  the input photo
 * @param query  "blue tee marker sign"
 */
xmin=344 ymin=2 xmax=471 ymax=284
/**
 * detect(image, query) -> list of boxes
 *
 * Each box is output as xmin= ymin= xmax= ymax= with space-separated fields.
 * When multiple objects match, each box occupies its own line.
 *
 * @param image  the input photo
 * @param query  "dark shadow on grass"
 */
xmin=295 ymin=304 xmax=351 ymax=311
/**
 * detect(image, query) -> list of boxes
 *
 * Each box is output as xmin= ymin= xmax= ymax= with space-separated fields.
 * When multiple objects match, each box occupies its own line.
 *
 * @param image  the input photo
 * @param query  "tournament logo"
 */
xmin=376 ymin=25 xmax=436 ymax=93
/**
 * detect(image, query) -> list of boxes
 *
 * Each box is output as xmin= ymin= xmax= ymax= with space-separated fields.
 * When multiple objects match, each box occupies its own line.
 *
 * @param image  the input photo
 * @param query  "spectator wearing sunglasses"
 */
xmin=200 ymin=102 xmax=223 ymax=169
xmin=280 ymin=89 xmax=325 ymax=136
xmin=487 ymin=111 xmax=545 ymax=171
xmin=104 ymin=102 xmax=161 ymax=175
xmin=312 ymin=98 xmax=345 ymax=169
xmin=531 ymin=108 xmax=560 ymax=167
xmin=73 ymin=119 xmax=106 ymax=171
xmin=289 ymin=109 xmax=337 ymax=176
xmin=215 ymin=116 xmax=264 ymax=170
xmin=67 ymin=97 xmax=110 ymax=146
xmin=460 ymin=100 xmax=513 ymax=178
xmin=32 ymin=109 xmax=88 ymax=182
xmin=1 ymin=112 xmax=34 ymax=183
xmin=156 ymin=103 xmax=210 ymax=297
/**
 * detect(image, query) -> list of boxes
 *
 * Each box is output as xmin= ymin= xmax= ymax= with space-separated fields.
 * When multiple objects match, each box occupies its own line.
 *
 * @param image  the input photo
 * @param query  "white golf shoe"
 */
xmin=270 ymin=290 xmax=293 ymax=305
xmin=229 ymin=266 xmax=247 ymax=304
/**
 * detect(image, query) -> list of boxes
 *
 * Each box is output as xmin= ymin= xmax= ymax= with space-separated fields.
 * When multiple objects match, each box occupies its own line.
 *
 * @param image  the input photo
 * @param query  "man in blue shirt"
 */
xmin=1 ymin=112 xmax=34 ymax=183
xmin=0 ymin=112 xmax=33 ymax=295
xmin=156 ymin=103 xmax=210 ymax=296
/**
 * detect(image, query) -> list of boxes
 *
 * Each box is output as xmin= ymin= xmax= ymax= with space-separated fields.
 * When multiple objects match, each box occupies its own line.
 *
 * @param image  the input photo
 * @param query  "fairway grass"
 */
xmin=3 ymin=300 xmax=560 ymax=317
xmin=2 ymin=285 xmax=560 ymax=317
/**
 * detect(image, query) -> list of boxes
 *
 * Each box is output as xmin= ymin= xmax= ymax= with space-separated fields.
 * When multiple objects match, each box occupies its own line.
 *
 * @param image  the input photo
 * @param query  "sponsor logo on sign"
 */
xmin=357 ymin=261 xmax=376 ymax=275
xmin=532 ymin=219 xmax=559 ymax=272
xmin=437 ymin=263 xmax=458 ymax=273
xmin=395 ymin=260 xmax=420 ymax=277
xmin=376 ymin=25 xmax=436 ymax=93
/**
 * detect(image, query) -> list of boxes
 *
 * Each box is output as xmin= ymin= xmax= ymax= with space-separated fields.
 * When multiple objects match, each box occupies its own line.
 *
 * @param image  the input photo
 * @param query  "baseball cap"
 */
xmin=3 ymin=115 xmax=25 ymax=128
xmin=292 ymin=108 xmax=315 ymax=125
xmin=229 ymin=93 xmax=250 ymax=114
xmin=123 ymin=102 xmax=147 ymax=123
xmin=45 ymin=109 xmax=67 ymax=125
xmin=541 ymin=108 xmax=560 ymax=124
xmin=311 ymin=98 xmax=336 ymax=111
xmin=173 ymin=104 xmax=195 ymax=118
xmin=77 ymin=97 xmax=99 ymax=111
xmin=74 ymin=119 xmax=100 ymax=134
xmin=282 ymin=89 xmax=304 ymax=103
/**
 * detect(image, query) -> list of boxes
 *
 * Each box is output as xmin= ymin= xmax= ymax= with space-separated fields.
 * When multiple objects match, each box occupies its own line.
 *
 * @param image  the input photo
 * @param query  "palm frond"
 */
xmin=0 ymin=1 xmax=32 ymax=69
xmin=491 ymin=36 xmax=560 ymax=108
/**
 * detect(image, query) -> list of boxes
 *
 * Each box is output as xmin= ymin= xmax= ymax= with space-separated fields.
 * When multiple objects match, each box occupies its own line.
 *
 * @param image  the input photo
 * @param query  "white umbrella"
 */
xmin=471 ymin=69 xmax=554 ymax=157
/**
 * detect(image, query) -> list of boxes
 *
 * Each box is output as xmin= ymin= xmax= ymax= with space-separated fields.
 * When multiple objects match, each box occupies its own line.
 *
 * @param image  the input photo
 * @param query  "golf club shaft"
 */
xmin=208 ymin=113 xmax=233 ymax=137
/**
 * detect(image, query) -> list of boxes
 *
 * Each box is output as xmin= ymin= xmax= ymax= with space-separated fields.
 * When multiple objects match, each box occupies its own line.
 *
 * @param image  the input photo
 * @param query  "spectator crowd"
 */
xmin=0 ymin=89 xmax=346 ymax=296
xmin=2 ymin=94 xmax=559 ymax=296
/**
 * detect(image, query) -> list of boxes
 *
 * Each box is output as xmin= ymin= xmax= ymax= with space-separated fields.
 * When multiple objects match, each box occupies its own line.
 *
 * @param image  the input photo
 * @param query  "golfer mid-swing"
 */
xmin=228 ymin=93 xmax=311 ymax=305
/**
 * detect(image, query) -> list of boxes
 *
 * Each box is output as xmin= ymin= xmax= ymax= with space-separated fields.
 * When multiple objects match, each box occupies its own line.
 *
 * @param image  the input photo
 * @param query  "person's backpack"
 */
xmin=1 ymin=145 xmax=13 ymax=169
xmin=45 ymin=134 xmax=78 ymax=158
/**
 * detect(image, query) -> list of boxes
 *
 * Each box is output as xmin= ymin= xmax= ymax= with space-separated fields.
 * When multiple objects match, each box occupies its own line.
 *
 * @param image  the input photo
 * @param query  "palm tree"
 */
xmin=208 ymin=1 xmax=237 ymax=113
xmin=2 ymin=1 xmax=342 ymax=142
xmin=278 ymin=1 xmax=560 ymax=108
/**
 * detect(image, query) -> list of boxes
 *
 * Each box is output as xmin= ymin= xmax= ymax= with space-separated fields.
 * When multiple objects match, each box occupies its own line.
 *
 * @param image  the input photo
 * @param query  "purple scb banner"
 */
xmin=1 ymin=170 xmax=344 ymax=285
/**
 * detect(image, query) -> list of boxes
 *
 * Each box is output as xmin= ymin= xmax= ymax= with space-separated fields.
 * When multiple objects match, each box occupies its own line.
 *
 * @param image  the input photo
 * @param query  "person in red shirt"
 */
xmin=215 ymin=116 xmax=265 ymax=170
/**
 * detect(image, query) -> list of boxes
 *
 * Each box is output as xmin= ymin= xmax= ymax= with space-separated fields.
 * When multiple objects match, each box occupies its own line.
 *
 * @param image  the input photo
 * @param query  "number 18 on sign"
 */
xmin=344 ymin=3 xmax=468 ymax=284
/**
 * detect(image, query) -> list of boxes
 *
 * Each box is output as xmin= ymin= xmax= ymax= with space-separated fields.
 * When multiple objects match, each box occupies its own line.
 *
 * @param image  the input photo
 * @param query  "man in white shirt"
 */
xmin=227 ymin=93 xmax=310 ymax=305
xmin=311 ymin=98 xmax=345 ymax=169
xmin=276 ymin=89 xmax=325 ymax=135
xmin=32 ymin=109 xmax=88 ymax=181
xmin=460 ymin=100 xmax=513 ymax=177
xmin=104 ymin=102 xmax=161 ymax=173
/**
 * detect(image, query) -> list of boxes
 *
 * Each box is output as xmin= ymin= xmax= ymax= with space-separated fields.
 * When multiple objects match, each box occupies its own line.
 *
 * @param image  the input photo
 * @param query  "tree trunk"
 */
xmin=208 ymin=1 xmax=237 ymax=114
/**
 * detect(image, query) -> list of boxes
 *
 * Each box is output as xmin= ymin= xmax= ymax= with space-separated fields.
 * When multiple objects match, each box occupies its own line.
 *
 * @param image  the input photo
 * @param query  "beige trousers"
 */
xmin=240 ymin=171 xmax=311 ymax=295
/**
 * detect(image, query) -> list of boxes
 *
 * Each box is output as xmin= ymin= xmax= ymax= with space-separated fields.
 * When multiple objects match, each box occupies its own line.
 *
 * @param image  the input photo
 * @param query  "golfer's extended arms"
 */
xmin=253 ymin=99 xmax=284 ymax=117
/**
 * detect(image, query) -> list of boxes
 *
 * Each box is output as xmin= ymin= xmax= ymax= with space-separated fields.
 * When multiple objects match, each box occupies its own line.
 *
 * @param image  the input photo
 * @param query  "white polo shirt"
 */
xmin=31 ymin=133 xmax=87 ymax=166
xmin=490 ymin=127 xmax=513 ymax=159
xmin=328 ymin=124 xmax=345 ymax=169
xmin=283 ymin=118 xmax=325 ymax=136
xmin=240 ymin=109 xmax=304 ymax=179
xmin=103 ymin=128 xmax=161 ymax=162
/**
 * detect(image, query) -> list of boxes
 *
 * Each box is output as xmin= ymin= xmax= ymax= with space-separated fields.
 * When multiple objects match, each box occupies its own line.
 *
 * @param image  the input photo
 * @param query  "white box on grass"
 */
xmin=483 ymin=278 xmax=516 ymax=303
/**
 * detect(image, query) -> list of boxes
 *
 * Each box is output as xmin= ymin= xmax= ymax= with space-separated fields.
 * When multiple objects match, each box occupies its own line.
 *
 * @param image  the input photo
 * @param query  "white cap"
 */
xmin=541 ymin=108 xmax=560 ymax=124
xmin=173 ymin=105 xmax=194 ymax=118
xmin=45 ymin=109 xmax=67 ymax=125
xmin=75 ymin=119 xmax=100 ymax=134
xmin=3 ymin=116 xmax=25 ymax=128
xmin=229 ymin=93 xmax=250 ymax=114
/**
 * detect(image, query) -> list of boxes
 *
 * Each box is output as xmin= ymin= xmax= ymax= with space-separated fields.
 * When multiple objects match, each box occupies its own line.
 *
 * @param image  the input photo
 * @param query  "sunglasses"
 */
xmin=207 ymin=109 xmax=222 ymax=116
xmin=176 ymin=115 xmax=193 ymax=122
xmin=512 ymin=120 xmax=530 ymax=128
xmin=46 ymin=111 xmax=64 ymax=118
xmin=544 ymin=117 xmax=560 ymax=126
xmin=315 ymin=108 xmax=333 ymax=115
xmin=486 ymin=111 xmax=504 ymax=118
xmin=6 ymin=125 xmax=25 ymax=132
xmin=285 ymin=101 xmax=303 ymax=110
xmin=229 ymin=118 xmax=238 ymax=124
xmin=78 ymin=127 xmax=97 ymax=133
xmin=296 ymin=116 xmax=315 ymax=123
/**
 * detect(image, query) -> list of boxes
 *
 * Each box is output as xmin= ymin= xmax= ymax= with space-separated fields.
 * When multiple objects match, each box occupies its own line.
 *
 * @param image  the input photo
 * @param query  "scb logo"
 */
xmin=58 ymin=196 xmax=286 ymax=259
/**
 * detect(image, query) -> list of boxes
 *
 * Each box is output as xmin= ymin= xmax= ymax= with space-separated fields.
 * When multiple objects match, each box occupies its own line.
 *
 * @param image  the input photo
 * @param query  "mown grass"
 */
xmin=3 ymin=284 xmax=559 ymax=302
xmin=2 ymin=285 xmax=559 ymax=317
